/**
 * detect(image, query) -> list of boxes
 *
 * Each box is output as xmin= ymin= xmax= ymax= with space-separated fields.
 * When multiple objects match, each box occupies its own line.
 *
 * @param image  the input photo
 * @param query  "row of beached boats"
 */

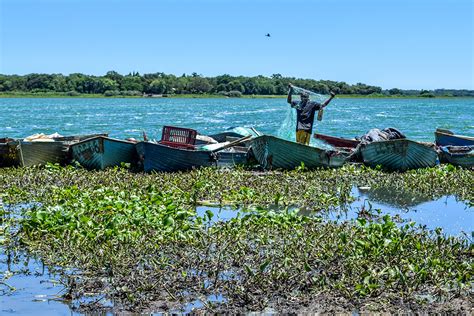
xmin=0 ymin=127 xmax=473 ymax=172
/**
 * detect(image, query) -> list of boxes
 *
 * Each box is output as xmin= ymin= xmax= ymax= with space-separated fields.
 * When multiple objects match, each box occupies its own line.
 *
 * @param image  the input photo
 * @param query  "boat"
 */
xmin=0 ymin=138 xmax=18 ymax=167
xmin=359 ymin=139 xmax=437 ymax=171
xmin=196 ymin=126 xmax=261 ymax=145
xmin=434 ymin=128 xmax=474 ymax=146
xmin=70 ymin=136 xmax=138 ymax=170
xmin=0 ymin=133 xmax=108 ymax=168
xmin=250 ymin=135 xmax=349 ymax=170
xmin=136 ymin=141 xmax=249 ymax=172
xmin=438 ymin=146 xmax=474 ymax=168
xmin=313 ymin=133 xmax=359 ymax=149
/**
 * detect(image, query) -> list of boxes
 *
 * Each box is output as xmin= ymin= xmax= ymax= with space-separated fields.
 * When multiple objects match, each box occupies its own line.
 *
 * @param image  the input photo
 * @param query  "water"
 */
xmin=1 ymin=98 xmax=473 ymax=143
xmin=196 ymin=190 xmax=473 ymax=237
xmin=0 ymin=252 xmax=77 ymax=316
xmin=1 ymin=97 xmax=473 ymax=314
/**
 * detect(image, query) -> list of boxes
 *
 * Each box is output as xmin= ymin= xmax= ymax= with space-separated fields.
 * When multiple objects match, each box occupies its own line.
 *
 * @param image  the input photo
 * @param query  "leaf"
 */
xmin=259 ymin=259 xmax=270 ymax=272
xmin=163 ymin=216 xmax=174 ymax=227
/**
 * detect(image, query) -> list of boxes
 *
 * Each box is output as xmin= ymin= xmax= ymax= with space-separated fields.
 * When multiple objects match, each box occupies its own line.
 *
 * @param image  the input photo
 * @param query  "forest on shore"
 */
xmin=1 ymin=72 xmax=473 ymax=97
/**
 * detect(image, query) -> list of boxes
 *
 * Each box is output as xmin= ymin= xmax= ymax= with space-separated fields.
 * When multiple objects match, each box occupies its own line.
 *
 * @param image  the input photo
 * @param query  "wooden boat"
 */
xmin=136 ymin=141 xmax=249 ymax=172
xmin=250 ymin=135 xmax=348 ymax=170
xmin=438 ymin=146 xmax=474 ymax=168
xmin=0 ymin=134 xmax=108 ymax=168
xmin=0 ymin=138 xmax=18 ymax=167
xmin=359 ymin=139 xmax=437 ymax=171
xmin=313 ymin=133 xmax=359 ymax=149
xmin=434 ymin=128 xmax=474 ymax=146
xmin=196 ymin=126 xmax=261 ymax=145
xmin=70 ymin=136 xmax=137 ymax=170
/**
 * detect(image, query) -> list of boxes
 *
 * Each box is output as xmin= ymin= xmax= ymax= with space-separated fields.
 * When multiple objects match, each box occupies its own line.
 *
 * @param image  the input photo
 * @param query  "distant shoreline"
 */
xmin=1 ymin=93 xmax=473 ymax=99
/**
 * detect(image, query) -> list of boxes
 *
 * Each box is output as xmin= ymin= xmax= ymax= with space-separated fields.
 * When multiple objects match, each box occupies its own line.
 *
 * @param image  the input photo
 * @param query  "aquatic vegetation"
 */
xmin=0 ymin=165 xmax=473 ymax=313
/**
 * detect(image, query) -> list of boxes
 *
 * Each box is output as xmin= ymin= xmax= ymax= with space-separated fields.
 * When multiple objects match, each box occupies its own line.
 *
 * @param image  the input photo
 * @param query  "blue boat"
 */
xmin=136 ymin=141 xmax=249 ymax=172
xmin=438 ymin=146 xmax=474 ymax=168
xmin=359 ymin=139 xmax=437 ymax=171
xmin=250 ymin=135 xmax=348 ymax=170
xmin=435 ymin=129 xmax=474 ymax=146
xmin=70 ymin=136 xmax=137 ymax=170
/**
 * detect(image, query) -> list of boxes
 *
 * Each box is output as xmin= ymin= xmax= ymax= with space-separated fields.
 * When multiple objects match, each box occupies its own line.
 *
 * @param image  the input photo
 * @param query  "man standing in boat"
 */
xmin=287 ymin=84 xmax=336 ymax=145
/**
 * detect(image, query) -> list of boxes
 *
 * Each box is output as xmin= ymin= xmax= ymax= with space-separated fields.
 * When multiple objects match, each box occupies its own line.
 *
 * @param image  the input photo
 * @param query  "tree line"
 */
xmin=0 ymin=72 xmax=472 ymax=97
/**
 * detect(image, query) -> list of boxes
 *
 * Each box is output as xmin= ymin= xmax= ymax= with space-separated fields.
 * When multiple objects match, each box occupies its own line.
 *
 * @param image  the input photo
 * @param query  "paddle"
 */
xmin=210 ymin=135 xmax=252 ymax=153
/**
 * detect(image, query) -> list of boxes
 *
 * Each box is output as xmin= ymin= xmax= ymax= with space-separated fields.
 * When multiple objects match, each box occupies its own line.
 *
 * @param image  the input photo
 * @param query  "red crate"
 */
xmin=159 ymin=126 xmax=197 ymax=149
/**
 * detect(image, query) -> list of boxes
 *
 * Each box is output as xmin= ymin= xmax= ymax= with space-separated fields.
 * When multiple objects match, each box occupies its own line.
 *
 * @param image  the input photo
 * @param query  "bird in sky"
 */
xmin=265 ymin=33 xmax=271 ymax=37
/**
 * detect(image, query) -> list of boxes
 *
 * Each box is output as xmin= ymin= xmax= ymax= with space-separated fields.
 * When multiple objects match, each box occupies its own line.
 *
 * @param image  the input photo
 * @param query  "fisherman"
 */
xmin=287 ymin=83 xmax=336 ymax=145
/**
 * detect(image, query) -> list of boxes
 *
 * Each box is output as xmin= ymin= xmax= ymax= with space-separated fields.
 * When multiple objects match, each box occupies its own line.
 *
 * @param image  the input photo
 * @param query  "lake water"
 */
xmin=1 ymin=97 xmax=473 ymax=315
xmin=1 ymin=98 xmax=473 ymax=142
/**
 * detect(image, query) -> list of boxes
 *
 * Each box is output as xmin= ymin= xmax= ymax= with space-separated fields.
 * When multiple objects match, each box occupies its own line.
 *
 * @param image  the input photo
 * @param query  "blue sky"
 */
xmin=0 ymin=0 xmax=472 ymax=89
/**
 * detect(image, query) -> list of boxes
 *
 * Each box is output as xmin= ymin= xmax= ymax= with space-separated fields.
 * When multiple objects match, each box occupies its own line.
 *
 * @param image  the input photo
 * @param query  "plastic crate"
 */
xmin=159 ymin=126 xmax=197 ymax=149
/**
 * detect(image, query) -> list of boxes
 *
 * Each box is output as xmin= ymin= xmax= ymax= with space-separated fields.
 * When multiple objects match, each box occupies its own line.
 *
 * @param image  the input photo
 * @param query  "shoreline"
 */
xmin=1 ymin=93 xmax=473 ymax=99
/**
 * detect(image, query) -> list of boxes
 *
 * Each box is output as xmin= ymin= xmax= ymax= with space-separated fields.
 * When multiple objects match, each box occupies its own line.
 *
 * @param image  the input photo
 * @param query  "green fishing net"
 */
xmin=277 ymin=85 xmax=328 ymax=144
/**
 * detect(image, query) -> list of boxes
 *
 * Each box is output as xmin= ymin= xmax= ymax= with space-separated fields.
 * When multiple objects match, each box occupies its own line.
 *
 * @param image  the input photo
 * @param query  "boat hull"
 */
xmin=435 ymin=130 xmax=474 ymax=146
xmin=70 ymin=136 xmax=137 ymax=170
xmin=360 ymin=139 xmax=437 ymax=171
xmin=314 ymin=133 xmax=359 ymax=149
xmin=438 ymin=146 xmax=474 ymax=168
xmin=250 ymin=135 xmax=347 ymax=170
xmin=136 ymin=142 xmax=248 ymax=172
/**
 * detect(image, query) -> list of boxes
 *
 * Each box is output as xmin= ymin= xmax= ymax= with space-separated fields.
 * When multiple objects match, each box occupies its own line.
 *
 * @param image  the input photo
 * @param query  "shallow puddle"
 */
xmin=0 ymin=252 xmax=76 ymax=315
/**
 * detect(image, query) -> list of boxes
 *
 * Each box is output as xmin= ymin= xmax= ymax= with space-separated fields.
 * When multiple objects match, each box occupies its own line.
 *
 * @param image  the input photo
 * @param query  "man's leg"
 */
xmin=296 ymin=131 xmax=310 ymax=145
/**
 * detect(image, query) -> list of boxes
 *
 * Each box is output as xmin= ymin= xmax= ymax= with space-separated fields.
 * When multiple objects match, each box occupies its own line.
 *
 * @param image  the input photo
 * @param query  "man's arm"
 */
xmin=287 ymin=83 xmax=293 ymax=104
xmin=321 ymin=91 xmax=336 ymax=108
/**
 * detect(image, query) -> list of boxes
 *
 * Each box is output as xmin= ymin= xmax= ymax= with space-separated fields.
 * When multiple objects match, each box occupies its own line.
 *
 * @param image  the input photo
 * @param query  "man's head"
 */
xmin=300 ymin=91 xmax=310 ymax=101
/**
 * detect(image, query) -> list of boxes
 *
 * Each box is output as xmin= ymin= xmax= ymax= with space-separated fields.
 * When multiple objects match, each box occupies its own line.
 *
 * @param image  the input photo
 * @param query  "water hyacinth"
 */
xmin=0 ymin=164 xmax=473 ymax=313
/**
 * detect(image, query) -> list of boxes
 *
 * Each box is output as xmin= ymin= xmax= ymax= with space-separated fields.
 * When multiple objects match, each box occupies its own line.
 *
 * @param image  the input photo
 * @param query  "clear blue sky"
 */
xmin=0 ymin=0 xmax=472 ymax=89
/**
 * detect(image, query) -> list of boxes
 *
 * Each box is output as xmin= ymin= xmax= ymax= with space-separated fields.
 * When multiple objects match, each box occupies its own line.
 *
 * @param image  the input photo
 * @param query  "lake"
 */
xmin=1 ymin=98 xmax=473 ymax=142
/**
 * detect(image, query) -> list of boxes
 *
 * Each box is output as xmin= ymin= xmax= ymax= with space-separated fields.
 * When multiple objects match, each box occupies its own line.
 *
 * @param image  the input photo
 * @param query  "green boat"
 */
xmin=0 ymin=134 xmax=107 ymax=168
xmin=250 ymin=135 xmax=348 ymax=170
xmin=359 ymin=139 xmax=437 ymax=171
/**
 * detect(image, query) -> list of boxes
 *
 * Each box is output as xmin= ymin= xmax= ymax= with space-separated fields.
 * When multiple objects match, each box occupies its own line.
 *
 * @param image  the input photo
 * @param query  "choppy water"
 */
xmin=1 ymin=98 xmax=473 ymax=142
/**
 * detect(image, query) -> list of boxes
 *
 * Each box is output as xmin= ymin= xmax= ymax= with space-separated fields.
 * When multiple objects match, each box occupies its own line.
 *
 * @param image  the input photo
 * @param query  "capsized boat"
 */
xmin=438 ymin=145 xmax=474 ymax=168
xmin=359 ymin=139 xmax=437 ymax=171
xmin=70 ymin=136 xmax=138 ymax=170
xmin=434 ymin=128 xmax=474 ymax=146
xmin=250 ymin=135 xmax=349 ymax=170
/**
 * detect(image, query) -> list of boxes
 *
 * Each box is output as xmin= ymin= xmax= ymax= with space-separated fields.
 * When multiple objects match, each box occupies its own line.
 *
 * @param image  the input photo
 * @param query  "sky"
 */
xmin=0 ymin=0 xmax=472 ymax=90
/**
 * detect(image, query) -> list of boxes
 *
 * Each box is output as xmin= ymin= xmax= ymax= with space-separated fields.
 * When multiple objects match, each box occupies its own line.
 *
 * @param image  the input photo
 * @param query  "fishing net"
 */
xmin=277 ymin=85 xmax=327 ymax=142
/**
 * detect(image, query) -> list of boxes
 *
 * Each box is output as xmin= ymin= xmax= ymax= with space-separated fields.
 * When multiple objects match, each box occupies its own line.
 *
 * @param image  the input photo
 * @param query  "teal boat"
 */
xmin=250 ymin=135 xmax=348 ymax=170
xmin=438 ymin=146 xmax=474 ymax=168
xmin=70 ymin=136 xmax=137 ymax=170
xmin=359 ymin=139 xmax=437 ymax=171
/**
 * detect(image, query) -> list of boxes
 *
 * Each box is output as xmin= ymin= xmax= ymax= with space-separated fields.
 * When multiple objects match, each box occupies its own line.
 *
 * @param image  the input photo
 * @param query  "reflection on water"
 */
xmin=197 ymin=188 xmax=473 ymax=237
xmin=0 ymin=251 xmax=76 ymax=315
xmin=332 ymin=187 xmax=473 ymax=237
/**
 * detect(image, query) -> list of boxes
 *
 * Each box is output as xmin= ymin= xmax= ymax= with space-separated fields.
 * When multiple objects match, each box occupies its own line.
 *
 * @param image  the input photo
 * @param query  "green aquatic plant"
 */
xmin=0 ymin=165 xmax=472 ymax=313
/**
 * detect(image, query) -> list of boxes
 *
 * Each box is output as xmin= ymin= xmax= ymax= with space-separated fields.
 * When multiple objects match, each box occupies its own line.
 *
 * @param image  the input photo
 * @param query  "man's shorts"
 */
xmin=296 ymin=130 xmax=311 ymax=145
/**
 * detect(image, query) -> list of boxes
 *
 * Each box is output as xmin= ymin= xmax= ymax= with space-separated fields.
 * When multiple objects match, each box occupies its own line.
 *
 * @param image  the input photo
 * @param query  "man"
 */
xmin=287 ymin=84 xmax=336 ymax=145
